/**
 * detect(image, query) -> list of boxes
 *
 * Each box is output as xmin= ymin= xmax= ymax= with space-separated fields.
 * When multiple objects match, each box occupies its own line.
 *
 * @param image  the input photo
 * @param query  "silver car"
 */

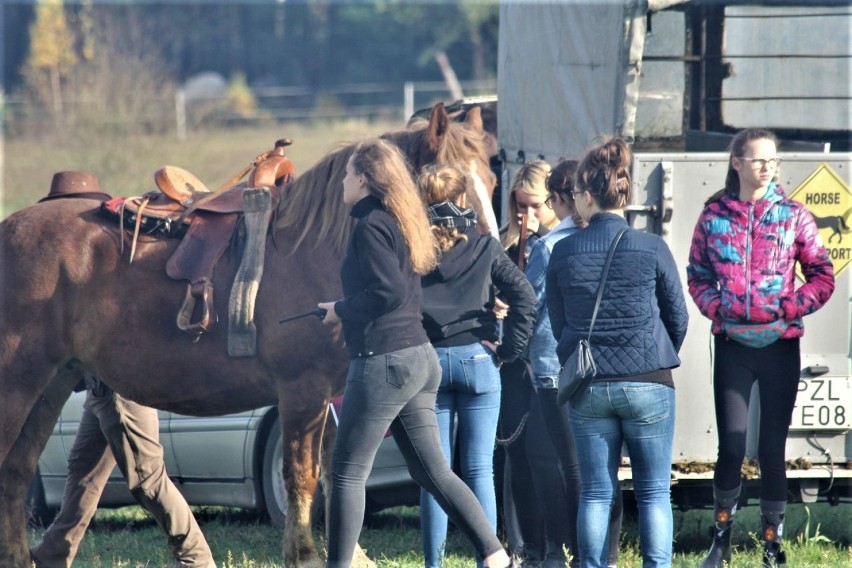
xmin=29 ymin=391 xmax=417 ymax=527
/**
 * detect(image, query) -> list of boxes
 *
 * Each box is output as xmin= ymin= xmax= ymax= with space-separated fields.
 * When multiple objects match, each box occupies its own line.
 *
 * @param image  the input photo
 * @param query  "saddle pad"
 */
xmin=101 ymin=197 xmax=189 ymax=238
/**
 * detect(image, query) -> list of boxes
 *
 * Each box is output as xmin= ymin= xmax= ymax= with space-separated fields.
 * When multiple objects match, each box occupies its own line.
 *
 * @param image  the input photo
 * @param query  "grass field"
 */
xmin=27 ymin=502 xmax=851 ymax=567
xmin=2 ymin=119 xmax=401 ymax=217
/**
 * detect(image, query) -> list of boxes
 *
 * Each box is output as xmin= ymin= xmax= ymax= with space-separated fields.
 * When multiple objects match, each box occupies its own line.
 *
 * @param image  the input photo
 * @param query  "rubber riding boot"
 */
xmin=762 ymin=540 xmax=787 ymax=567
xmin=760 ymin=504 xmax=787 ymax=567
xmin=698 ymin=524 xmax=732 ymax=568
xmin=699 ymin=485 xmax=740 ymax=568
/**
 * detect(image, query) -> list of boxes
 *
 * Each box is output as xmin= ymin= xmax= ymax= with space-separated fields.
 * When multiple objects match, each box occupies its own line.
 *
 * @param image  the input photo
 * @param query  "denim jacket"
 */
xmin=524 ymin=217 xmax=581 ymax=389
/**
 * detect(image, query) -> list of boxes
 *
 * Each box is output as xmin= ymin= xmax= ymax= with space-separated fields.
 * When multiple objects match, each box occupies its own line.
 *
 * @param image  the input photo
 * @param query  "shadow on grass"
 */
xmin=87 ymin=506 xmax=270 ymax=532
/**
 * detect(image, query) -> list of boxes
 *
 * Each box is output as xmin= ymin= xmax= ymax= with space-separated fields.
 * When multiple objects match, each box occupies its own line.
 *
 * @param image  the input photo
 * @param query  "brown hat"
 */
xmin=39 ymin=171 xmax=112 ymax=203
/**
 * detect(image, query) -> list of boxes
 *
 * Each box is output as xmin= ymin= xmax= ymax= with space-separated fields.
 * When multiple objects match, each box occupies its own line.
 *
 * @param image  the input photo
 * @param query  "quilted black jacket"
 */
xmin=545 ymin=213 xmax=688 ymax=378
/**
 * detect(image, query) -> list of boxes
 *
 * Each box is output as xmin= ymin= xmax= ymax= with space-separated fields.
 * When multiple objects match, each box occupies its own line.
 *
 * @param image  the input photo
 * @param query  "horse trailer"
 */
xmin=493 ymin=0 xmax=851 ymax=508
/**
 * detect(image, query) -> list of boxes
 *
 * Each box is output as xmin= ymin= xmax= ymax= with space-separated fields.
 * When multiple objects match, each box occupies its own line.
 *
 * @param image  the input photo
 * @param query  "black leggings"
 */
xmin=712 ymin=336 xmax=800 ymax=502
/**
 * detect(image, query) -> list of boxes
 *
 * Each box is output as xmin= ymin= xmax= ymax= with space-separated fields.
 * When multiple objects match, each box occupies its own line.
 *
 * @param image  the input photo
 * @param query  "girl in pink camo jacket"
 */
xmin=687 ymin=128 xmax=834 ymax=568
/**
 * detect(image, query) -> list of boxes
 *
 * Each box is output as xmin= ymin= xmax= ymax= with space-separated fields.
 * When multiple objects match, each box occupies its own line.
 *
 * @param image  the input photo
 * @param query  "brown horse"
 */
xmin=0 ymin=103 xmax=494 ymax=567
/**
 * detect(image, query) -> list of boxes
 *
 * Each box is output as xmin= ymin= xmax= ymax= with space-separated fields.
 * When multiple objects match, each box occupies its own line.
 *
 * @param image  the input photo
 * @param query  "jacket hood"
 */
xmin=713 ymin=183 xmax=785 ymax=224
xmin=431 ymin=227 xmax=489 ymax=282
xmin=721 ymin=182 xmax=784 ymax=206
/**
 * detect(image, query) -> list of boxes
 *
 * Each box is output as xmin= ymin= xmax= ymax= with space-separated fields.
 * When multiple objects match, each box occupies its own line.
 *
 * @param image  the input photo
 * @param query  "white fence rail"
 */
xmin=5 ymin=80 xmax=497 ymax=140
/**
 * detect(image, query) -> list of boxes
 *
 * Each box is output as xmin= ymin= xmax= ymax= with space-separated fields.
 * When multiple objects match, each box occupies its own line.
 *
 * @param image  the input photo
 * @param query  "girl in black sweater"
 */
xmin=319 ymin=139 xmax=512 ymax=568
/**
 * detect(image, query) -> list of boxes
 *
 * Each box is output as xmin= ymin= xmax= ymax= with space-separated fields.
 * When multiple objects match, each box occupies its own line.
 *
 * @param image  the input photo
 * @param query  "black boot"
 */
xmin=540 ymin=539 xmax=567 ymax=568
xmin=515 ymin=543 xmax=543 ymax=568
xmin=699 ymin=523 xmax=732 ymax=568
xmin=761 ymin=508 xmax=787 ymax=567
xmin=700 ymin=485 xmax=740 ymax=568
xmin=762 ymin=540 xmax=787 ymax=567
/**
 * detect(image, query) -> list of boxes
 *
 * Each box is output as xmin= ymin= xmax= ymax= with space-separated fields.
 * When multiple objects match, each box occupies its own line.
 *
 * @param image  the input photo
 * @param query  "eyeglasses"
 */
xmin=570 ymin=190 xmax=584 ymax=200
xmin=741 ymin=157 xmax=781 ymax=169
xmin=544 ymin=195 xmax=555 ymax=209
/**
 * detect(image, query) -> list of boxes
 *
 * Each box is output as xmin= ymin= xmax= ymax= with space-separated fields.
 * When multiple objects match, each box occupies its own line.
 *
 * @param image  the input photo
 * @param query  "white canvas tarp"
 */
xmin=497 ymin=1 xmax=649 ymax=164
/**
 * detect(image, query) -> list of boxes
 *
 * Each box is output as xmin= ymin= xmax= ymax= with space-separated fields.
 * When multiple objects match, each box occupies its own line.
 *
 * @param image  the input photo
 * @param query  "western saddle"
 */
xmin=101 ymin=139 xmax=295 ymax=351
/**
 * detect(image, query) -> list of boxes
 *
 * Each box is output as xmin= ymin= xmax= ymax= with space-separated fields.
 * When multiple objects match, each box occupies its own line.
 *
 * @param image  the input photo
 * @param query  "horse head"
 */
xmin=385 ymin=102 xmax=498 ymax=235
xmin=274 ymin=102 xmax=499 ymax=254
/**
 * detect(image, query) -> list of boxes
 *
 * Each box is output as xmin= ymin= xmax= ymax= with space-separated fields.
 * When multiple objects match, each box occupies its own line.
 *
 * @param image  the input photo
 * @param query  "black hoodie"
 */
xmin=421 ymin=227 xmax=536 ymax=363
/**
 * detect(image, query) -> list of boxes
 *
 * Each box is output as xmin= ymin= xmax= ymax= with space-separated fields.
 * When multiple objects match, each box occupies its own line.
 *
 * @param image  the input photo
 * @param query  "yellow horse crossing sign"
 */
xmin=788 ymin=163 xmax=852 ymax=278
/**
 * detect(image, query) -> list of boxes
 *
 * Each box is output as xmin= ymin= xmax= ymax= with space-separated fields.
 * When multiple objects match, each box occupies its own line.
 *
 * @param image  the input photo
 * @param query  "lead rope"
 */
xmin=495 ymin=412 xmax=528 ymax=446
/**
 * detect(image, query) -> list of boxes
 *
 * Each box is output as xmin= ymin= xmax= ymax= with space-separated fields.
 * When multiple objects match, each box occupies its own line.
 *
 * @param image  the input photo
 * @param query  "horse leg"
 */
xmin=278 ymin=393 xmax=329 ymax=568
xmin=319 ymin=416 xmax=335 ymax=542
xmin=0 ymin=367 xmax=78 ymax=567
xmin=0 ymin=352 xmax=59 ymax=468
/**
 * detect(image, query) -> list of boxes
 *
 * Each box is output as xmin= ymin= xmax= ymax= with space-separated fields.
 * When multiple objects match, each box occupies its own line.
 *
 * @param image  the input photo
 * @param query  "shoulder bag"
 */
xmin=557 ymin=226 xmax=628 ymax=407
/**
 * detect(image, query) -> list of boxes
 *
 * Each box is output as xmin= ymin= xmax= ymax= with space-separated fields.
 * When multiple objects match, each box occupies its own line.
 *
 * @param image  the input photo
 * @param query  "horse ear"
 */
xmin=428 ymin=102 xmax=450 ymax=148
xmin=464 ymin=106 xmax=483 ymax=133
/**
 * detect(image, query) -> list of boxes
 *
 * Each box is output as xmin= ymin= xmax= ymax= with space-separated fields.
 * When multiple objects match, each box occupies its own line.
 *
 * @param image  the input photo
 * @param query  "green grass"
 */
xmin=27 ymin=503 xmax=852 ymax=567
xmin=2 ymin=119 xmax=401 ymax=218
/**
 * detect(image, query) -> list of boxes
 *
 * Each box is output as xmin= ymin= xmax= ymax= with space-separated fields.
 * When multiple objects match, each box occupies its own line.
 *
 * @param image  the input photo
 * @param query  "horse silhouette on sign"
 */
xmin=0 ymin=103 xmax=494 ymax=567
xmin=813 ymin=207 xmax=852 ymax=244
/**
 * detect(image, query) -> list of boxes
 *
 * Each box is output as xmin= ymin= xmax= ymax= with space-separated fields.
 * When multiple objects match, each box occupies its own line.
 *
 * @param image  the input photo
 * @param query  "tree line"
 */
xmin=3 ymin=1 xmax=498 ymax=135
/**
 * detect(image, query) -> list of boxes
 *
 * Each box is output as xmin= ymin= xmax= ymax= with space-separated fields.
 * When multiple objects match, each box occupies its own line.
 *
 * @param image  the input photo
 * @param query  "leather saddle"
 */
xmin=101 ymin=139 xmax=294 ymax=341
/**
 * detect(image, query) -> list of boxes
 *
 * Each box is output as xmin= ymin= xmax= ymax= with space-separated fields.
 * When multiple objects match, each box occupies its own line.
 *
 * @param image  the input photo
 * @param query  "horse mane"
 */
xmin=387 ymin=116 xmax=493 ymax=183
xmin=273 ymin=112 xmax=493 ymax=256
xmin=273 ymin=142 xmax=355 ymax=255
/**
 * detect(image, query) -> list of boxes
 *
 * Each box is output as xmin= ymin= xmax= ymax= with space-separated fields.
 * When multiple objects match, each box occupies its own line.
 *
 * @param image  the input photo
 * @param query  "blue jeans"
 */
xmin=569 ymin=382 xmax=675 ymax=568
xmin=420 ymin=343 xmax=501 ymax=568
xmin=326 ymin=343 xmax=503 ymax=568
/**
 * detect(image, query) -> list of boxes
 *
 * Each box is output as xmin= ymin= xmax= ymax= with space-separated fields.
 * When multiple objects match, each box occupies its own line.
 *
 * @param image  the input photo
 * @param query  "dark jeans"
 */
xmin=327 ymin=343 xmax=503 ymax=567
xmin=712 ymin=336 xmax=801 ymax=502
xmin=525 ymin=390 xmax=574 ymax=559
xmin=498 ymin=359 xmax=544 ymax=557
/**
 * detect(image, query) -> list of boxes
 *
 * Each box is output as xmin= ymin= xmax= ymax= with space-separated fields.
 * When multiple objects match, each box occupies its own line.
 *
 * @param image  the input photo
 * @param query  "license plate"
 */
xmin=790 ymin=376 xmax=850 ymax=430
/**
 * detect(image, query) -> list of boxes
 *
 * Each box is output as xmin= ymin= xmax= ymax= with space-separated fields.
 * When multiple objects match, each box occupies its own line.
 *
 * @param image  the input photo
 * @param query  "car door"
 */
xmin=167 ymin=410 xmax=255 ymax=481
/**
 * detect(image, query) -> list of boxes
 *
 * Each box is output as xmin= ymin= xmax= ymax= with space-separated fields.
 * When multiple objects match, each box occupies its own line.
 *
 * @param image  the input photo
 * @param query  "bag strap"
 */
xmin=586 ymin=226 xmax=629 ymax=341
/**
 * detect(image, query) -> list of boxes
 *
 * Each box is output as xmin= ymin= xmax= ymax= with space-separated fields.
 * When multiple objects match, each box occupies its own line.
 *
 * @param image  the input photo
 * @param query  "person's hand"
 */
xmin=318 ymin=302 xmax=340 ymax=326
xmin=493 ymin=297 xmax=509 ymax=320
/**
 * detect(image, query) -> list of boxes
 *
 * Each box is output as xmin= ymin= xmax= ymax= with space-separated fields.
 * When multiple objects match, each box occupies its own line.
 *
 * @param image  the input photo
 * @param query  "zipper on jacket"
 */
xmin=745 ymin=203 xmax=754 ymax=322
